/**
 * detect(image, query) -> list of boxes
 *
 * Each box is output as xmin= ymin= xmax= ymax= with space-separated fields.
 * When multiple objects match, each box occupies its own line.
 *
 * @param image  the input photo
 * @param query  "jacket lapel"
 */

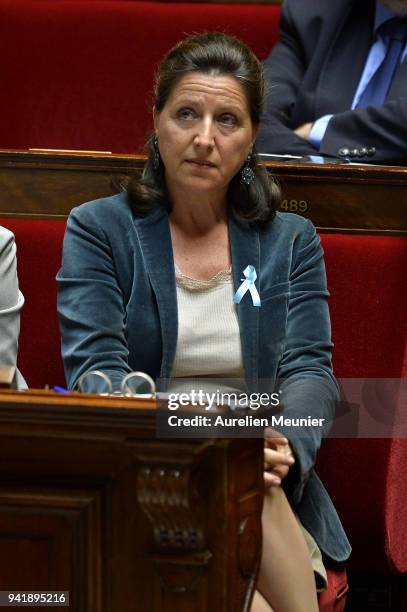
xmin=229 ymin=217 xmax=260 ymax=390
xmin=133 ymin=208 xmax=178 ymax=381
xmin=316 ymin=1 xmax=375 ymax=114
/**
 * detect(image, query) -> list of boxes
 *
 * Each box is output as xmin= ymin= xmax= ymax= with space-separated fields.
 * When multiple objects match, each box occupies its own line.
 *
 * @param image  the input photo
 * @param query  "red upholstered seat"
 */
xmin=322 ymin=234 xmax=406 ymax=380
xmin=318 ymin=234 xmax=407 ymax=578
xmin=2 ymin=218 xmax=67 ymax=388
xmin=319 ymin=568 xmax=348 ymax=612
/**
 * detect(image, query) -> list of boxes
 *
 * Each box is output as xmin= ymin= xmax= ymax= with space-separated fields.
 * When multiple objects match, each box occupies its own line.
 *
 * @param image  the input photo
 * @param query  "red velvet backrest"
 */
xmin=318 ymin=233 xmax=407 ymax=574
xmin=1 ymin=218 xmax=67 ymax=389
xmin=0 ymin=0 xmax=280 ymax=153
xmin=322 ymin=233 xmax=406 ymax=378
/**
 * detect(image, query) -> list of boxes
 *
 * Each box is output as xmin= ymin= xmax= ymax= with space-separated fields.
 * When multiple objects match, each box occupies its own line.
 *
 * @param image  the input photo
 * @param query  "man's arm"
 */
xmin=320 ymin=97 xmax=407 ymax=163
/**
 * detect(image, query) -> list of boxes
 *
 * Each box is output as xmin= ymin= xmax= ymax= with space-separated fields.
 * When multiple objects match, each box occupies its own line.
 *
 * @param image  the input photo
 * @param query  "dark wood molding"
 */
xmin=0 ymin=149 xmax=406 ymax=233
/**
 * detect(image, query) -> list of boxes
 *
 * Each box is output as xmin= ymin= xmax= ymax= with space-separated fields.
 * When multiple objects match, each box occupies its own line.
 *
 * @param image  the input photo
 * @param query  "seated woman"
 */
xmin=57 ymin=33 xmax=350 ymax=611
xmin=0 ymin=226 xmax=27 ymax=389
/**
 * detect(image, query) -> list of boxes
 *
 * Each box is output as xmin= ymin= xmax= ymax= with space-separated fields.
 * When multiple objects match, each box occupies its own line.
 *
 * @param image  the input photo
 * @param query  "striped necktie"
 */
xmin=356 ymin=17 xmax=407 ymax=108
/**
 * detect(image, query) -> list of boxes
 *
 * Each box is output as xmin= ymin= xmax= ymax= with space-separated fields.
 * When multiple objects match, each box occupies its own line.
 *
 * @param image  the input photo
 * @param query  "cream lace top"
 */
xmin=171 ymin=265 xmax=245 ymax=380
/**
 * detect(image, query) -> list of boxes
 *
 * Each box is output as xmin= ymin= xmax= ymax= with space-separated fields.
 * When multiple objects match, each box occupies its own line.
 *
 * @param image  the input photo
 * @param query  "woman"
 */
xmin=0 ymin=226 xmax=27 ymax=389
xmin=57 ymin=33 xmax=351 ymax=611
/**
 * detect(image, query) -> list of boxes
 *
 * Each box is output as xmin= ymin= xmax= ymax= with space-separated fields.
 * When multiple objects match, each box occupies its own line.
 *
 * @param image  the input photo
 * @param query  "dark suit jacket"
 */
xmin=57 ymin=191 xmax=351 ymax=561
xmin=256 ymin=0 xmax=407 ymax=164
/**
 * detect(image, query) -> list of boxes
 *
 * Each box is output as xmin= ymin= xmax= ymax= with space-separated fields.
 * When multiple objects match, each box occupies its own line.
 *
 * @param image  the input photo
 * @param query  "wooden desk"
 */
xmin=0 ymin=149 xmax=405 ymax=233
xmin=0 ymin=390 xmax=263 ymax=612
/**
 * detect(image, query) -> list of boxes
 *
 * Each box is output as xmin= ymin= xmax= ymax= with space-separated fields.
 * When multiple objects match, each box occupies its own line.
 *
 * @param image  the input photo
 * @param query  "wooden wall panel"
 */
xmin=0 ymin=150 xmax=405 ymax=233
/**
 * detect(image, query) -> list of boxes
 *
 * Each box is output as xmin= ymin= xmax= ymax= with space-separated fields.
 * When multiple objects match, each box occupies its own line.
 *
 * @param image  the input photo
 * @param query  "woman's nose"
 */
xmin=193 ymin=118 xmax=215 ymax=149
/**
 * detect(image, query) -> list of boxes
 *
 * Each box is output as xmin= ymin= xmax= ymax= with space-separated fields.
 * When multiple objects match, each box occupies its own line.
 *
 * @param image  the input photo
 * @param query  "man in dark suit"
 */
xmin=256 ymin=0 xmax=407 ymax=164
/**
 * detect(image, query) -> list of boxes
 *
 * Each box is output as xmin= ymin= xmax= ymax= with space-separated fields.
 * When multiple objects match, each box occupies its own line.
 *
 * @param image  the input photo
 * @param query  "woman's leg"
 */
xmin=251 ymin=590 xmax=274 ymax=612
xmin=255 ymin=485 xmax=319 ymax=612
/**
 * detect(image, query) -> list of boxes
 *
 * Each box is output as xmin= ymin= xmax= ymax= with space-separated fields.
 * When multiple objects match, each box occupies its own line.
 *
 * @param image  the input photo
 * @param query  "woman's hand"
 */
xmin=264 ymin=428 xmax=295 ymax=488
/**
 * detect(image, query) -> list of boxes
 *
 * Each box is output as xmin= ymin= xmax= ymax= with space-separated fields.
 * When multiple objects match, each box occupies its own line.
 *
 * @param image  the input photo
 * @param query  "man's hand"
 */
xmin=264 ymin=429 xmax=295 ymax=488
xmin=294 ymin=122 xmax=313 ymax=140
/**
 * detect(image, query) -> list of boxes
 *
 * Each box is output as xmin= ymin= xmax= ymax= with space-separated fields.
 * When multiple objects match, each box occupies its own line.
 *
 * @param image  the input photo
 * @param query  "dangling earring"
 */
xmin=241 ymin=153 xmax=255 ymax=185
xmin=153 ymin=134 xmax=160 ymax=171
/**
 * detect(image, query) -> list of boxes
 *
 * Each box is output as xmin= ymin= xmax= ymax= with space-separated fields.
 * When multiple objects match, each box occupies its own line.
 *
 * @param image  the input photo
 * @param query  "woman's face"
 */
xmin=154 ymin=72 xmax=257 ymax=202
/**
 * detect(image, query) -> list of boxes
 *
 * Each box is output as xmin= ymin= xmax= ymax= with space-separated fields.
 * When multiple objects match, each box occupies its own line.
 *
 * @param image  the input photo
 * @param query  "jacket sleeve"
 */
xmin=57 ymin=206 xmax=132 ymax=392
xmin=320 ymin=98 xmax=407 ymax=163
xmin=256 ymin=1 xmax=319 ymax=157
xmin=274 ymin=221 xmax=339 ymax=504
xmin=0 ymin=229 xmax=25 ymax=385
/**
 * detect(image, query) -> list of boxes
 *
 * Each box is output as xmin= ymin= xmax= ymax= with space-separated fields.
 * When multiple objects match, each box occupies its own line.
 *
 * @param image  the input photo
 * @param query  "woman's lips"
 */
xmin=185 ymin=159 xmax=216 ymax=168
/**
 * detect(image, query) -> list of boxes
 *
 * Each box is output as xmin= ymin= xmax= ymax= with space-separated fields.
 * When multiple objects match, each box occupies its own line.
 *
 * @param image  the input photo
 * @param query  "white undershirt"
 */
xmin=172 ymin=265 xmax=245 ymax=382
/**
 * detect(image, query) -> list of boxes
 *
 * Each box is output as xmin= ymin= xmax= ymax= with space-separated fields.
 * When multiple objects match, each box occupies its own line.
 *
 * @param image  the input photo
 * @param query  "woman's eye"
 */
xmin=177 ymin=108 xmax=195 ymax=120
xmin=219 ymin=114 xmax=237 ymax=126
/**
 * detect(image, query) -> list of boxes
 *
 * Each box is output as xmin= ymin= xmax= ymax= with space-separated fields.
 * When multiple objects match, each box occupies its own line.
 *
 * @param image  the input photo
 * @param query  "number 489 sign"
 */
xmin=280 ymin=199 xmax=309 ymax=213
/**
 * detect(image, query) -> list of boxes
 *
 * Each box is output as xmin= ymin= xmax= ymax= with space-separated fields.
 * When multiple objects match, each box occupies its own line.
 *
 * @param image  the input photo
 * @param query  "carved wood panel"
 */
xmin=0 ymin=487 xmax=103 ymax=611
xmin=0 ymin=392 xmax=264 ymax=612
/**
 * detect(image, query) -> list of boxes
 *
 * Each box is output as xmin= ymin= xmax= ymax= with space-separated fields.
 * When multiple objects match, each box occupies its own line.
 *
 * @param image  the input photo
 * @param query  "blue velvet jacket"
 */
xmin=57 ymin=191 xmax=351 ymax=562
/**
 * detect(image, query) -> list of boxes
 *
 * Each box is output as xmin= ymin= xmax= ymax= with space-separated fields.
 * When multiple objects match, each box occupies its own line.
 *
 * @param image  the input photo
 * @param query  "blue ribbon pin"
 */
xmin=233 ymin=265 xmax=261 ymax=307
